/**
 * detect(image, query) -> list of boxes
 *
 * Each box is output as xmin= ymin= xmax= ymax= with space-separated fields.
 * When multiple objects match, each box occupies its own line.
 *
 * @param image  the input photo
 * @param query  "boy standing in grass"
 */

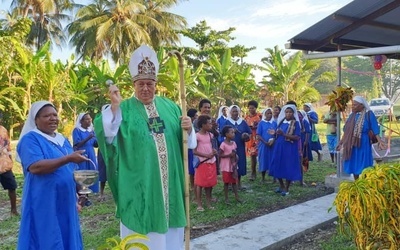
xmin=0 ymin=112 xmax=18 ymax=216
xmin=323 ymin=112 xmax=338 ymax=164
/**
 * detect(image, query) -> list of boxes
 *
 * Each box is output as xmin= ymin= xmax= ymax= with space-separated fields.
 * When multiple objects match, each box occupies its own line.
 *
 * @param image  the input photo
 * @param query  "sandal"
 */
xmin=196 ymin=207 xmax=204 ymax=212
xmin=281 ymin=191 xmax=290 ymax=196
xmin=275 ymin=188 xmax=282 ymax=193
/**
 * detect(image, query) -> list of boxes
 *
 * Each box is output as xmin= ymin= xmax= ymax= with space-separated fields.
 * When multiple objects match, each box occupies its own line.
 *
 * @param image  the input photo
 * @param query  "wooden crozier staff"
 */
xmin=168 ymin=50 xmax=190 ymax=250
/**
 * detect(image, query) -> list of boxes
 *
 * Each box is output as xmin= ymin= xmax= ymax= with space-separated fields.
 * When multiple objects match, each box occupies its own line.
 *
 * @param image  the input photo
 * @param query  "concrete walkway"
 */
xmin=190 ymin=193 xmax=338 ymax=250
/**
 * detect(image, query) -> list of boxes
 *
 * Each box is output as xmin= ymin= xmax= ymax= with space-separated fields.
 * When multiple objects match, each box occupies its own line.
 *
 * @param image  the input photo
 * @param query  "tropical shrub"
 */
xmin=334 ymin=163 xmax=400 ymax=249
xmin=97 ymin=233 xmax=149 ymax=250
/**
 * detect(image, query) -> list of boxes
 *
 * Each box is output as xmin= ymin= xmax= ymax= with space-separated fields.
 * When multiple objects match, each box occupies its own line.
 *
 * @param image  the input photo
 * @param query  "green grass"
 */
xmin=321 ymin=226 xmax=356 ymax=250
xmin=0 ymin=160 xmax=339 ymax=249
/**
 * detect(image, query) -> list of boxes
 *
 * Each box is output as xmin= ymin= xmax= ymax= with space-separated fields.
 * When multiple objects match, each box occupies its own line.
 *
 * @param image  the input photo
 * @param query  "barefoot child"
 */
xmin=219 ymin=125 xmax=241 ymax=204
xmin=194 ymin=115 xmax=218 ymax=211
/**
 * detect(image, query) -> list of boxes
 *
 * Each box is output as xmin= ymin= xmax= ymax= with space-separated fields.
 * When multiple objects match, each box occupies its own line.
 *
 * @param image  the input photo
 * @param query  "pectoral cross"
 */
xmin=148 ymin=117 xmax=165 ymax=134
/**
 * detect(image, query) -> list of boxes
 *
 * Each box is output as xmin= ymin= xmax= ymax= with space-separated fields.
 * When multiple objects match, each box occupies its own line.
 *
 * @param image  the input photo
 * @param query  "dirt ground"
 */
xmin=280 ymin=223 xmax=338 ymax=250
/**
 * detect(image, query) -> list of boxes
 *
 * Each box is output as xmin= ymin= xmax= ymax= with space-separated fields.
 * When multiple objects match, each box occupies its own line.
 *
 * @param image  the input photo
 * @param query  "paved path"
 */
xmin=190 ymin=193 xmax=337 ymax=250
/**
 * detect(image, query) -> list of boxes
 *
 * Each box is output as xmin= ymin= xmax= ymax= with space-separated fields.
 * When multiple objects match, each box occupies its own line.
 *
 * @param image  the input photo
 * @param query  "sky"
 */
xmin=1 ymin=0 xmax=353 ymax=80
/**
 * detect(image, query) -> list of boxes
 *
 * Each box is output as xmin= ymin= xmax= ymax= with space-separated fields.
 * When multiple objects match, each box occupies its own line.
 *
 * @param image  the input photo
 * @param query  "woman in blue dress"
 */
xmin=337 ymin=96 xmax=386 ymax=180
xmin=72 ymin=113 xmax=99 ymax=193
xmin=256 ymin=108 xmax=276 ymax=182
xmin=298 ymin=110 xmax=312 ymax=162
xmin=216 ymin=106 xmax=228 ymax=144
xmin=17 ymin=101 xmax=87 ymax=250
xmin=269 ymin=104 xmax=302 ymax=196
xmin=224 ymin=105 xmax=251 ymax=189
xmin=303 ymin=103 xmax=322 ymax=161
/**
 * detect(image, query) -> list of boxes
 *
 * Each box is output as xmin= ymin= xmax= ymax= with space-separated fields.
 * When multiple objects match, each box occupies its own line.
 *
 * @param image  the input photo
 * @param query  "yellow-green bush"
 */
xmin=97 ymin=233 xmax=149 ymax=250
xmin=334 ymin=164 xmax=400 ymax=249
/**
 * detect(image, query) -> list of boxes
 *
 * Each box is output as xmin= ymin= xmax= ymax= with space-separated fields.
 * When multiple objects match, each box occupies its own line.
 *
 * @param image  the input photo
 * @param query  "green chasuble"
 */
xmin=94 ymin=96 xmax=186 ymax=234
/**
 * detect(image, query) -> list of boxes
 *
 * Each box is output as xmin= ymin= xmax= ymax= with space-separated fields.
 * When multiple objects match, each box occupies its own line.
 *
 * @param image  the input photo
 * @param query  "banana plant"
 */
xmin=73 ymin=59 xmax=130 ymax=114
xmin=157 ymin=47 xmax=205 ymax=105
xmin=260 ymin=46 xmax=321 ymax=105
xmin=12 ymin=40 xmax=50 ymax=117
xmin=204 ymin=48 xmax=257 ymax=109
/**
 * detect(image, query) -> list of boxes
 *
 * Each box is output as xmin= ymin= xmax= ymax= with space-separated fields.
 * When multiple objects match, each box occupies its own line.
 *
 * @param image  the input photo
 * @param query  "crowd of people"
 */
xmin=0 ymin=44 xmax=387 ymax=249
xmin=190 ymin=100 xmax=333 ymax=203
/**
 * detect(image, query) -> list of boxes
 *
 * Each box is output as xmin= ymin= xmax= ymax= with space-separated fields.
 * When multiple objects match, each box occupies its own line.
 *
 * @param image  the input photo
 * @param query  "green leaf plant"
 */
xmin=97 ymin=233 xmax=149 ymax=250
xmin=334 ymin=163 xmax=400 ymax=249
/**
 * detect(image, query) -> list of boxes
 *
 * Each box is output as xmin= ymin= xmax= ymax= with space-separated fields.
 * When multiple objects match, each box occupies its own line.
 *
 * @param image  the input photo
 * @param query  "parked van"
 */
xmin=369 ymin=97 xmax=393 ymax=117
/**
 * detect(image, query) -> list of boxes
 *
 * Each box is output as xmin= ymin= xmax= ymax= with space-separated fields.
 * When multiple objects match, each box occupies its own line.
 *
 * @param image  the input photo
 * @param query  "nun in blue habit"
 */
xmin=17 ymin=101 xmax=87 ymax=250
xmin=72 ymin=112 xmax=99 ymax=193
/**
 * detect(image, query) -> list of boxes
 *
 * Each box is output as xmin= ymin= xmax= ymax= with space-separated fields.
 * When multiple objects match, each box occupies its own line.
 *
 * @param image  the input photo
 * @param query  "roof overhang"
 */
xmin=286 ymin=0 xmax=400 ymax=59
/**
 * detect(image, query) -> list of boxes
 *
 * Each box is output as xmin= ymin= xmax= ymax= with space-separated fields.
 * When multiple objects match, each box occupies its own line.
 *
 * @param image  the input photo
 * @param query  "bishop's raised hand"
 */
xmin=108 ymin=84 xmax=122 ymax=113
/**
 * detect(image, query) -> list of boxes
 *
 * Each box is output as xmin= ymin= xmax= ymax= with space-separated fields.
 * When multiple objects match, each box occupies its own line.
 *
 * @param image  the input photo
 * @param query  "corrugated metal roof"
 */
xmin=287 ymin=0 xmax=400 ymax=56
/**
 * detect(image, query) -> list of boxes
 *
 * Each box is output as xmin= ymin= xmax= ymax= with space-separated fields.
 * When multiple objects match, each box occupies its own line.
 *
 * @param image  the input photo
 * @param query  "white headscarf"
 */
xmin=74 ymin=112 xmax=93 ymax=132
xmin=299 ymin=110 xmax=310 ymax=124
xmin=227 ymin=105 xmax=244 ymax=125
xmin=353 ymin=96 xmax=370 ymax=111
xmin=304 ymin=103 xmax=314 ymax=111
xmin=261 ymin=108 xmax=273 ymax=123
xmin=20 ymin=101 xmax=54 ymax=140
xmin=17 ymin=101 xmax=65 ymax=162
xmin=277 ymin=104 xmax=300 ymax=125
xmin=217 ymin=106 xmax=228 ymax=120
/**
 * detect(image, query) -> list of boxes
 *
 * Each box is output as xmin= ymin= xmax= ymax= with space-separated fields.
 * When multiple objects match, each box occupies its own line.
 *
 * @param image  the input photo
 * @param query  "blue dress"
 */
xmin=98 ymin=150 xmax=107 ymax=182
xmin=301 ymin=119 xmax=313 ymax=161
xmin=72 ymin=128 xmax=99 ymax=192
xmin=224 ymin=119 xmax=251 ymax=176
xmin=257 ymin=121 xmax=276 ymax=172
xmin=188 ymin=149 xmax=195 ymax=175
xmin=343 ymin=112 xmax=379 ymax=175
xmin=269 ymin=120 xmax=302 ymax=181
xmin=308 ymin=111 xmax=322 ymax=151
xmin=217 ymin=116 xmax=227 ymax=144
xmin=17 ymin=132 xmax=83 ymax=250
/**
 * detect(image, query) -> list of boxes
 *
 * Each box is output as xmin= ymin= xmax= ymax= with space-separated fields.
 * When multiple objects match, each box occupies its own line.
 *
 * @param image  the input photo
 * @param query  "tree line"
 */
xmin=1 ymin=0 xmax=398 ymax=138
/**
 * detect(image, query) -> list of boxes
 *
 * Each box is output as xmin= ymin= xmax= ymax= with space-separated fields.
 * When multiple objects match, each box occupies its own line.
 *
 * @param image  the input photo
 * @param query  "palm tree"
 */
xmin=67 ymin=0 xmax=112 ymax=62
xmin=68 ymin=0 xmax=186 ymax=64
xmin=139 ymin=0 xmax=186 ymax=48
xmin=10 ymin=0 xmax=74 ymax=51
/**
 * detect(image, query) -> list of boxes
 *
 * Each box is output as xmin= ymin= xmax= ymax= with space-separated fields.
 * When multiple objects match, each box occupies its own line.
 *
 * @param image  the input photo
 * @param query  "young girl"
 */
xmin=256 ymin=108 xmax=276 ymax=182
xmin=224 ymin=105 xmax=251 ymax=190
xmin=273 ymin=105 xmax=281 ymax=123
xmin=269 ymin=105 xmax=302 ymax=196
xmin=194 ymin=115 xmax=218 ymax=211
xmin=219 ymin=125 xmax=241 ymax=204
